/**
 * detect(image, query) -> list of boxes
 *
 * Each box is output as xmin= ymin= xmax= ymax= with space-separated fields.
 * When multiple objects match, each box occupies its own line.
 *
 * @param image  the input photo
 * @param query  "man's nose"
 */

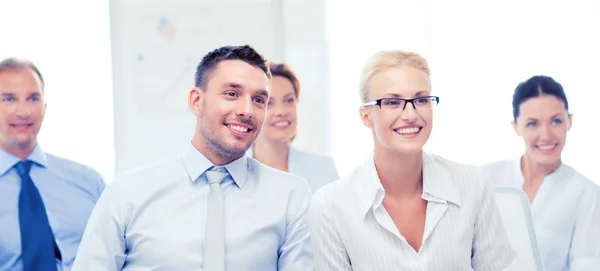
xmin=236 ymin=97 xmax=254 ymax=118
xmin=16 ymin=103 xmax=32 ymax=118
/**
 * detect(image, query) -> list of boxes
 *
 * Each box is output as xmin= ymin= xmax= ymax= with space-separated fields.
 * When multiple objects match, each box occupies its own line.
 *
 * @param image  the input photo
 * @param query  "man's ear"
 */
xmin=359 ymin=107 xmax=374 ymax=129
xmin=188 ymin=87 xmax=203 ymax=116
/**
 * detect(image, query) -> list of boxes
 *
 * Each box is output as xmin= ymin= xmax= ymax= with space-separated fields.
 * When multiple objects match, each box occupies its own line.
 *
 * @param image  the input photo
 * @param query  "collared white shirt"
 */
xmin=309 ymin=152 xmax=516 ymax=271
xmin=247 ymin=147 xmax=339 ymax=193
xmin=71 ymin=143 xmax=314 ymax=271
xmin=481 ymin=158 xmax=600 ymax=271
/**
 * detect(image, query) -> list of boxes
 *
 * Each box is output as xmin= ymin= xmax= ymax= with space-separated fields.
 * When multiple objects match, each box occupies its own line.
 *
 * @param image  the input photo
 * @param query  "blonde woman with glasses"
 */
xmin=308 ymin=50 xmax=517 ymax=270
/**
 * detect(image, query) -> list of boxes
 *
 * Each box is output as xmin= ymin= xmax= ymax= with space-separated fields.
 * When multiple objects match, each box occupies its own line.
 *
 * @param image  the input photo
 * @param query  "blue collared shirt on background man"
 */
xmin=71 ymin=142 xmax=313 ymax=271
xmin=0 ymin=144 xmax=106 ymax=271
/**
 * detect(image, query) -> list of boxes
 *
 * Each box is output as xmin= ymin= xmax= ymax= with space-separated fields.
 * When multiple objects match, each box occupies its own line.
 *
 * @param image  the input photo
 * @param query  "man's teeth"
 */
xmin=538 ymin=145 xmax=556 ymax=150
xmin=273 ymin=121 xmax=289 ymax=127
xmin=227 ymin=124 xmax=249 ymax=133
xmin=396 ymin=127 xmax=420 ymax=135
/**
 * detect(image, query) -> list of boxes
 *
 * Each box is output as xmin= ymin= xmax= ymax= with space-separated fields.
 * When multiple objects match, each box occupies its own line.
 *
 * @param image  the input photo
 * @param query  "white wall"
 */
xmin=1 ymin=0 xmax=331 ymax=182
xmin=329 ymin=0 xmax=600 ymax=184
xmin=110 ymin=0 xmax=278 ymax=172
xmin=282 ymin=0 xmax=332 ymax=155
xmin=328 ymin=0 xmax=433 ymax=175
xmin=3 ymin=0 xmax=599 ymax=186
xmin=110 ymin=0 xmax=332 ymax=174
xmin=0 ymin=0 xmax=115 ymax=182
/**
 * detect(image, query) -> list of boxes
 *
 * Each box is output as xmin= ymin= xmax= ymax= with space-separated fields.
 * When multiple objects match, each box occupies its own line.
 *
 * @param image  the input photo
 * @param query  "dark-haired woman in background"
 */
xmin=481 ymin=75 xmax=600 ymax=271
xmin=249 ymin=61 xmax=339 ymax=192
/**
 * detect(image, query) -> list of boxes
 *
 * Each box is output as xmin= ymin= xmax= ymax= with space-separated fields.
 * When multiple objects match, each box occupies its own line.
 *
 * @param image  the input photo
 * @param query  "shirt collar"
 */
xmin=512 ymin=155 xmax=570 ymax=186
xmin=0 ymin=144 xmax=47 ymax=176
xmin=246 ymin=146 xmax=254 ymax=158
xmin=545 ymin=163 xmax=570 ymax=181
xmin=357 ymin=153 xmax=385 ymax=220
xmin=512 ymin=157 xmax=525 ymax=186
xmin=421 ymin=152 xmax=461 ymax=207
xmin=182 ymin=142 xmax=248 ymax=188
xmin=357 ymin=152 xmax=462 ymax=220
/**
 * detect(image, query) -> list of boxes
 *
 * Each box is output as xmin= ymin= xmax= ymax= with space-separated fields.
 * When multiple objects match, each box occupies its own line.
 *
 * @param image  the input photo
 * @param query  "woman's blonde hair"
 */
xmin=359 ymin=50 xmax=431 ymax=102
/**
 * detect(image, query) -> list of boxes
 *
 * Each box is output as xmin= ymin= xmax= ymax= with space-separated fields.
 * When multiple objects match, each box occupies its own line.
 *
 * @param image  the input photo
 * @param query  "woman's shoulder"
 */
xmin=290 ymin=147 xmax=332 ymax=160
xmin=290 ymin=147 xmax=337 ymax=168
xmin=424 ymin=153 xmax=483 ymax=178
xmin=289 ymin=147 xmax=340 ymax=186
xmin=479 ymin=159 xmax=516 ymax=173
xmin=561 ymin=163 xmax=599 ymax=191
xmin=423 ymin=153 xmax=497 ymax=196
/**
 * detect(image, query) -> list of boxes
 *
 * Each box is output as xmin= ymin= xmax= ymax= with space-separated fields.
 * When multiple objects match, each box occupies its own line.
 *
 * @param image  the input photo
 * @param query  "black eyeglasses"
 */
xmin=362 ymin=96 xmax=440 ymax=110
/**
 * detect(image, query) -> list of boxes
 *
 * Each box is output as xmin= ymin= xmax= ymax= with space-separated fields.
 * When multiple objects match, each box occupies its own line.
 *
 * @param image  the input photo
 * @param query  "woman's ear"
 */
xmin=511 ymin=120 xmax=521 ymax=137
xmin=359 ymin=107 xmax=374 ymax=129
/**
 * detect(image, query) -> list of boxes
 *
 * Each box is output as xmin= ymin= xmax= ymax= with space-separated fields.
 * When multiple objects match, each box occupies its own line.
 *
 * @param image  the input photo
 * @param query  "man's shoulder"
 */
xmin=114 ymin=157 xmax=185 ymax=184
xmin=45 ymin=153 xmax=103 ymax=180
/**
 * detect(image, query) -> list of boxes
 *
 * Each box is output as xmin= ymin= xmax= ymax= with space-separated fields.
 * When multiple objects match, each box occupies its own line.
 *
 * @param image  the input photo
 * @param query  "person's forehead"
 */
xmin=368 ymin=67 xmax=430 ymax=96
xmin=270 ymin=79 xmax=295 ymax=96
xmin=210 ymin=60 xmax=269 ymax=90
xmin=0 ymin=69 xmax=43 ymax=91
xmin=520 ymin=96 xmax=565 ymax=110
xmin=519 ymin=97 xmax=566 ymax=118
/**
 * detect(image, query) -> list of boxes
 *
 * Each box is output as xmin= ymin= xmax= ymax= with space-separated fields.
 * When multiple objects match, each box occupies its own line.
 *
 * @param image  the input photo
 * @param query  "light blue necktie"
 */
xmin=203 ymin=166 xmax=229 ymax=271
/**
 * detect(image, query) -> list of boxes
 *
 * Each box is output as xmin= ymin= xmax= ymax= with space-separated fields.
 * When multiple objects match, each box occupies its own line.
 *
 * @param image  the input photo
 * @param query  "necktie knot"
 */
xmin=205 ymin=166 xmax=229 ymax=185
xmin=15 ymin=160 xmax=32 ymax=177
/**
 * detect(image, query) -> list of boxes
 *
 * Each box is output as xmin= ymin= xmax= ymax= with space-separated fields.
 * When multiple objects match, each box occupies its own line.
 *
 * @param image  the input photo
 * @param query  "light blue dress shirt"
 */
xmin=481 ymin=158 xmax=600 ymax=271
xmin=248 ymin=147 xmax=339 ymax=192
xmin=0 ymin=145 xmax=106 ymax=271
xmin=71 ymin=143 xmax=314 ymax=271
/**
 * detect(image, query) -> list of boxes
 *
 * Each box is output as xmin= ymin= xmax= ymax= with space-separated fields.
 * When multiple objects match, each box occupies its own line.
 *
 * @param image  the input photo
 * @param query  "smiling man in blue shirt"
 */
xmin=0 ymin=58 xmax=106 ymax=271
xmin=72 ymin=45 xmax=313 ymax=271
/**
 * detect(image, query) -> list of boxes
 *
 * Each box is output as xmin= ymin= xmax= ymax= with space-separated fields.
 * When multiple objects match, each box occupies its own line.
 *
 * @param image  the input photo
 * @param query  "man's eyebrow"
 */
xmin=256 ymin=90 xmax=269 ymax=97
xmin=222 ymin=82 xmax=243 ymax=89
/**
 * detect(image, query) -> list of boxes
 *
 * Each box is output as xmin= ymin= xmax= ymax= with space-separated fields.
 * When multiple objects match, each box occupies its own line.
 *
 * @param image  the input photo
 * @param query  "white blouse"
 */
xmin=481 ymin=158 xmax=600 ymax=271
xmin=309 ymin=152 xmax=516 ymax=270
